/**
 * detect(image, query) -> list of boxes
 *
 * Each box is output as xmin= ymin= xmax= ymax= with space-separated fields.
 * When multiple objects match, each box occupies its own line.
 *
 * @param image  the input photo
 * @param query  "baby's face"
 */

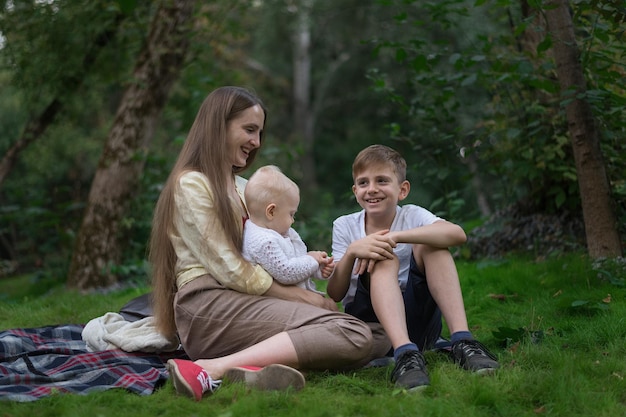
xmin=269 ymin=189 xmax=300 ymax=236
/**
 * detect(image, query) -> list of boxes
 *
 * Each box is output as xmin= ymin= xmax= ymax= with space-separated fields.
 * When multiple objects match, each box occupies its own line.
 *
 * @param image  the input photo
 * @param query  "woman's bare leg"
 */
xmin=194 ymin=331 xmax=299 ymax=379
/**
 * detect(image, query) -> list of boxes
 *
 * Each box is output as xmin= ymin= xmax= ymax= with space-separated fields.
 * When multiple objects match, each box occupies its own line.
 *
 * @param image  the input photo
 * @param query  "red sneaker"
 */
xmin=166 ymin=359 xmax=221 ymax=401
xmin=224 ymin=364 xmax=305 ymax=391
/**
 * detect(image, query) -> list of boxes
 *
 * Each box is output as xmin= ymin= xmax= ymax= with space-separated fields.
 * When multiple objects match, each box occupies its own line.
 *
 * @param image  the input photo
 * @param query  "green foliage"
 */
xmin=592 ymin=256 xmax=626 ymax=287
xmin=366 ymin=1 xmax=502 ymax=219
xmin=371 ymin=0 xmax=626 ymax=225
xmin=0 ymin=0 xmax=141 ymax=112
xmin=248 ymin=0 xmax=418 ymax=208
xmin=492 ymin=325 xmax=546 ymax=347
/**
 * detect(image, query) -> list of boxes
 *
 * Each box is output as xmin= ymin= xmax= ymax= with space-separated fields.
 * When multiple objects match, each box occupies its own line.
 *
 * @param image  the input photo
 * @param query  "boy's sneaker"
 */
xmin=451 ymin=339 xmax=499 ymax=374
xmin=166 ymin=359 xmax=221 ymax=401
xmin=390 ymin=350 xmax=430 ymax=392
xmin=433 ymin=337 xmax=452 ymax=354
xmin=364 ymin=356 xmax=395 ymax=368
xmin=224 ymin=364 xmax=306 ymax=391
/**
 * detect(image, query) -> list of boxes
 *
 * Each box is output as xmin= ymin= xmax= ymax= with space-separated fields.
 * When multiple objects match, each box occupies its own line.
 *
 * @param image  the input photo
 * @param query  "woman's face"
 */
xmin=227 ymin=104 xmax=265 ymax=169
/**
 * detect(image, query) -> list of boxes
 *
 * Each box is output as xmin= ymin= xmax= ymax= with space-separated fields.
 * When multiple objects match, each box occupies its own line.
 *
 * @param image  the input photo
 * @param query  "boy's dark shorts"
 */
xmin=344 ymin=255 xmax=442 ymax=351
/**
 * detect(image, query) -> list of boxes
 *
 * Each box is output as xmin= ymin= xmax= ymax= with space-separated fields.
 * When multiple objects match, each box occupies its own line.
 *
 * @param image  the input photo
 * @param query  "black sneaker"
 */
xmin=451 ymin=339 xmax=499 ymax=374
xmin=390 ymin=350 xmax=430 ymax=392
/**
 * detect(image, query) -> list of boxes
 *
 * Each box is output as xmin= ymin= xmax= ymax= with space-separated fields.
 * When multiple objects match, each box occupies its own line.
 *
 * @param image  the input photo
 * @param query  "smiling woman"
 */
xmin=147 ymin=86 xmax=375 ymax=401
xmin=227 ymin=104 xmax=264 ymax=170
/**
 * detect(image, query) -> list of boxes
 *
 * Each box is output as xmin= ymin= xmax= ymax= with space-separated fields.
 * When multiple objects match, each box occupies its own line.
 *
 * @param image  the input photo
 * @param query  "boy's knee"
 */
xmin=370 ymin=255 xmax=400 ymax=276
xmin=412 ymin=244 xmax=453 ymax=270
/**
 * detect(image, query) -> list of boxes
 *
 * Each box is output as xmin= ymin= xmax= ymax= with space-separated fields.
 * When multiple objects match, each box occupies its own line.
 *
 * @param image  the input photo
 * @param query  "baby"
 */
xmin=242 ymin=165 xmax=334 ymax=293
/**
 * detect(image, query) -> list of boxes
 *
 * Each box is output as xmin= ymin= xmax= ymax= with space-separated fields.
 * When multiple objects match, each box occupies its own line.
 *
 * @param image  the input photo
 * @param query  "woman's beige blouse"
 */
xmin=171 ymin=170 xmax=273 ymax=295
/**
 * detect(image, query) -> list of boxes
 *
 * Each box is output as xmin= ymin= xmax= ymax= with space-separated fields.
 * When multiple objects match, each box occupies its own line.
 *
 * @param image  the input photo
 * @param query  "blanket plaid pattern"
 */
xmin=0 ymin=324 xmax=181 ymax=402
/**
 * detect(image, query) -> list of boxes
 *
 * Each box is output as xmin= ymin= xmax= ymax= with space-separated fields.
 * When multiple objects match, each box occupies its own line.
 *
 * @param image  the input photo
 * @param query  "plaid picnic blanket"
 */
xmin=0 ymin=323 xmax=184 ymax=402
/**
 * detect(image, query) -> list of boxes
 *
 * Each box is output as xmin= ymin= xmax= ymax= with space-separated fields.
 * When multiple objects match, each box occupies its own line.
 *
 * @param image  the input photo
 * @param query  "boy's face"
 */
xmin=352 ymin=164 xmax=409 ymax=217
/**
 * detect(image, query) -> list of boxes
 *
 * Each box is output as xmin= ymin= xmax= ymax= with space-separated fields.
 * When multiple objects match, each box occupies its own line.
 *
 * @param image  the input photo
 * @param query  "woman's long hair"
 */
xmin=149 ymin=86 xmax=266 ymax=338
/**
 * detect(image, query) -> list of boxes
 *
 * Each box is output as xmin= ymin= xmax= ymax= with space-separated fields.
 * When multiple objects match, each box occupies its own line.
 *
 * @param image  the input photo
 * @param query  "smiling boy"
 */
xmin=327 ymin=144 xmax=499 ymax=392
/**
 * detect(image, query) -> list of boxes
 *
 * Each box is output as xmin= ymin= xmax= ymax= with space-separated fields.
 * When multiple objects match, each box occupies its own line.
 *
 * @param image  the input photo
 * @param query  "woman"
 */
xmin=149 ymin=86 xmax=377 ymax=401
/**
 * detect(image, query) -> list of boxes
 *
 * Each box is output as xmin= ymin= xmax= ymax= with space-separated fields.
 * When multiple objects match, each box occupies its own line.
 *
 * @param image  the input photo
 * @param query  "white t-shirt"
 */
xmin=332 ymin=204 xmax=442 ymax=306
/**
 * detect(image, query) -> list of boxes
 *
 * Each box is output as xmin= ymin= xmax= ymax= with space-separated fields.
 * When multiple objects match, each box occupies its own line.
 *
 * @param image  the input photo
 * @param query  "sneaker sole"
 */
xmin=474 ymin=367 xmax=498 ymax=376
xmin=224 ymin=364 xmax=305 ymax=391
xmin=406 ymin=383 xmax=429 ymax=393
xmin=166 ymin=360 xmax=201 ymax=400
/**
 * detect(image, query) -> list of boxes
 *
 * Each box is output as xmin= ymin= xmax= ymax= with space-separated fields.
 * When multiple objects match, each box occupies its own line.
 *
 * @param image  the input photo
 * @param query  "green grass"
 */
xmin=1 ymin=253 xmax=625 ymax=416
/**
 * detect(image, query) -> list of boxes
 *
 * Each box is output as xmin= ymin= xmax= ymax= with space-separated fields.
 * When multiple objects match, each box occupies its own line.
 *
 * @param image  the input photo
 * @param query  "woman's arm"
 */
xmin=263 ymin=280 xmax=338 ymax=311
xmin=174 ymin=172 xmax=273 ymax=295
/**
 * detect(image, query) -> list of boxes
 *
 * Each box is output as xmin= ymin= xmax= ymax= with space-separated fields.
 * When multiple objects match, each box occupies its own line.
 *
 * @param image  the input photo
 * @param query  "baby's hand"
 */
xmin=320 ymin=257 xmax=335 ymax=278
xmin=307 ymin=251 xmax=329 ymax=265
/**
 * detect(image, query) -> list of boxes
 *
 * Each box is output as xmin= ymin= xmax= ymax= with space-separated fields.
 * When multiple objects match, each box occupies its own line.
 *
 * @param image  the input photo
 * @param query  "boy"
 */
xmin=243 ymin=165 xmax=334 ymax=293
xmin=327 ymin=145 xmax=499 ymax=392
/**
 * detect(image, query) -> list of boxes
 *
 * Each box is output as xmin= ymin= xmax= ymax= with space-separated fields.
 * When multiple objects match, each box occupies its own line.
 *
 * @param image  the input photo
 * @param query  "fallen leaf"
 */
xmin=488 ymin=293 xmax=517 ymax=301
xmin=489 ymin=293 xmax=508 ymax=301
xmin=602 ymin=294 xmax=611 ymax=303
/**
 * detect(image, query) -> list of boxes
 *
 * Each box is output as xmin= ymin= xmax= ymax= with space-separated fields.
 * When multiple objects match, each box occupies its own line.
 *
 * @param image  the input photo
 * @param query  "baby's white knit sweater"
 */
xmin=242 ymin=220 xmax=325 ymax=294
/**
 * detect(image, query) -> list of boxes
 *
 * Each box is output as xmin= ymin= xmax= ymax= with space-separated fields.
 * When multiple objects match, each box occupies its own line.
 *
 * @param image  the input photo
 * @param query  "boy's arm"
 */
xmin=388 ymin=220 xmax=467 ymax=248
xmin=327 ymin=230 xmax=396 ymax=302
xmin=326 ymin=252 xmax=356 ymax=302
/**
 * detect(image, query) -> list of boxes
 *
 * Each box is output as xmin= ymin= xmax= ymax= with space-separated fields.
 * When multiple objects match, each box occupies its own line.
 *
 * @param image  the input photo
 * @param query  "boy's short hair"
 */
xmin=352 ymin=144 xmax=407 ymax=183
xmin=245 ymin=165 xmax=299 ymax=215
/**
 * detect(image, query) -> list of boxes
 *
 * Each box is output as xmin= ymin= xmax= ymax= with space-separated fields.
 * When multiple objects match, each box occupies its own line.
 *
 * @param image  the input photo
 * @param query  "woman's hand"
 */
xmin=264 ymin=280 xmax=339 ymax=311
xmin=313 ymin=294 xmax=340 ymax=311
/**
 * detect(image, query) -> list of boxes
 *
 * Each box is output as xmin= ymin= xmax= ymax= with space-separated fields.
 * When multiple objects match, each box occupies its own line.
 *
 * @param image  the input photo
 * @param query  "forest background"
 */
xmin=0 ymin=0 xmax=624 ymax=293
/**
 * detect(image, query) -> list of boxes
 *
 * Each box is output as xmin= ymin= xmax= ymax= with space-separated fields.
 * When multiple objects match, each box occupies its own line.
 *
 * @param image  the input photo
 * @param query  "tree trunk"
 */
xmin=67 ymin=0 xmax=195 ymax=290
xmin=292 ymin=0 xmax=317 ymax=192
xmin=0 ymin=99 xmax=61 ymax=186
xmin=544 ymin=0 xmax=622 ymax=258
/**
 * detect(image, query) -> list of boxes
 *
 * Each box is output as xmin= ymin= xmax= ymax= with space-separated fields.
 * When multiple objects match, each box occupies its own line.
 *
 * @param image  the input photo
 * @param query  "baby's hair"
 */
xmin=352 ymin=144 xmax=407 ymax=183
xmin=245 ymin=165 xmax=299 ymax=216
